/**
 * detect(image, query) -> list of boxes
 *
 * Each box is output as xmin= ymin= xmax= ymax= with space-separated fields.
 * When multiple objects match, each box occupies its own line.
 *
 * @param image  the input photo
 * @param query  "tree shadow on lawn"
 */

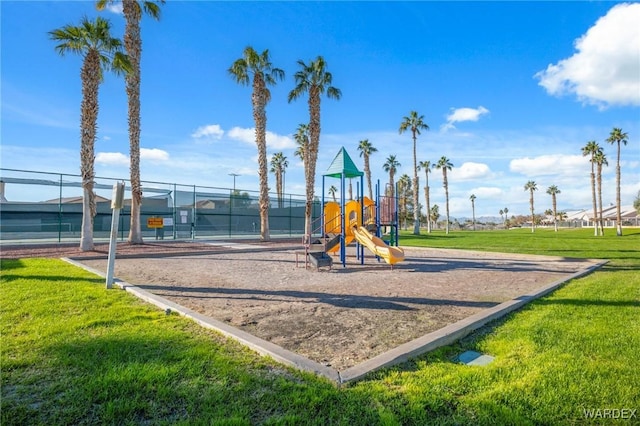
xmin=0 ymin=259 xmax=26 ymax=271
xmin=30 ymin=333 xmax=370 ymax=425
xmin=0 ymin=274 xmax=103 ymax=284
xmin=533 ymin=298 xmax=640 ymax=307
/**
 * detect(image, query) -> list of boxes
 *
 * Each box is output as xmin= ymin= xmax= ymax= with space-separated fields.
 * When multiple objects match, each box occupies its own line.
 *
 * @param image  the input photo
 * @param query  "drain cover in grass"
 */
xmin=457 ymin=350 xmax=495 ymax=366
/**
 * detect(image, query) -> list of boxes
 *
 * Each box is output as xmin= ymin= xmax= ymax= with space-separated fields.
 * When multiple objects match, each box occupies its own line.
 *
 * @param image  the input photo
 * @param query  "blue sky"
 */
xmin=1 ymin=1 xmax=639 ymax=217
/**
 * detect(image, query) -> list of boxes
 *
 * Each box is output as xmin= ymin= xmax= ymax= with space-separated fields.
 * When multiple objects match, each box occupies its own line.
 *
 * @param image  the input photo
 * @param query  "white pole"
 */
xmin=105 ymin=207 xmax=120 ymax=289
xmin=106 ymin=182 xmax=125 ymax=289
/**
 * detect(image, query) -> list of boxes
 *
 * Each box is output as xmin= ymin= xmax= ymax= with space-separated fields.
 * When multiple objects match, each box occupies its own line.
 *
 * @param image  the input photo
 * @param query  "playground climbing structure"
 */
xmin=301 ymin=147 xmax=404 ymax=269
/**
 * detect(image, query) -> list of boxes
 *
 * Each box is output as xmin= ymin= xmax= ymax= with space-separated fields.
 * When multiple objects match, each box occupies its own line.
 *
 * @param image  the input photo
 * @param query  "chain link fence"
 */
xmin=0 ymin=168 xmax=319 ymax=242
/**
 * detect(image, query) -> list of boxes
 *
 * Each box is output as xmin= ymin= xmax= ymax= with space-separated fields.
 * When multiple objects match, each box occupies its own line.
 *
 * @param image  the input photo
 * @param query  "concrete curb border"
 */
xmin=62 ymin=257 xmax=607 ymax=385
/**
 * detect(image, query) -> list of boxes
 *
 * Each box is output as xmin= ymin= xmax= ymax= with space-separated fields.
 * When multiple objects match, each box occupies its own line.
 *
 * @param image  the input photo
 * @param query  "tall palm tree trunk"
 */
xmin=424 ymin=173 xmax=431 ymax=233
xmin=364 ymin=155 xmax=373 ymax=201
xmin=597 ymin=163 xmax=605 ymax=236
xmin=389 ymin=172 xmax=395 ymax=199
xmin=589 ymin=164 xmax=598 ymax=236
xmin=275 ymin=170 xmax=282 ymax=209
xmin=471 ymin=200 xmax=476 ymax=231
xmin=412 ymin=134 xmax=420 ymax=235
xmin=423 ymin=186 xmax=430 ymax=232
xmin=123 ymin=0 xmax=144 ymax=244
xmin=253 ymin=77 xmax=270 ymax=241
xmin=615 ymin=142 xmax=622 ymax=236
xmin=530 ymin=191 xmax=535 ymax=233
xmin=305 ymin=88 xmax=321 ymax=237
xmin=80 ymin=51 xmax=101 ymax=251
xmin=443 ymin=172 xmax=450 ymax=234
xmin=552 ymin=194 xmax=558 ymax=232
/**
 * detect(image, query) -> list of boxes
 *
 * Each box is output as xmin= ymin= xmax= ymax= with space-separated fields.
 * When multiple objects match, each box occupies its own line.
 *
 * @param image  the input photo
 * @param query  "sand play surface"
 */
xmin=12 ymin=239 xmax=597 ymax=371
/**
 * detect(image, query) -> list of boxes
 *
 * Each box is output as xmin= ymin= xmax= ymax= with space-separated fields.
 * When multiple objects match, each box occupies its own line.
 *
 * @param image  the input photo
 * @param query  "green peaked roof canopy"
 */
xmin=324 ymin=147 xmax=363 ymax=178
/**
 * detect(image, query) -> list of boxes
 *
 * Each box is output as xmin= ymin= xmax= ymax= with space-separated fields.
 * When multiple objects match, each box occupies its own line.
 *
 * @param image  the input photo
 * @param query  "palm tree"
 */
xmin=399 ymin=111 xmax=429 ymax=235
xmin=293 ymin=123 xmax=309 ymax=163
xmin=418 ymin=160 xmax=432 ymax=233
xmin=49 ymin=17 xmax=129 ymax=251
xmin=288 ymin=56 xmax=341 ymax=238
xmin=524 ymin=180 xmax=538 ymax=233
xmin=398 ymin=174 xmax=411 ymax=230
xmin=97 ymin=0 xmax=165 ymax=244
xmin=594 ymin=149 xmax=608 ymax=236
xmin=503 ymin=207 xmax=509 ymax=228
xmin=469 ymin=194 xmax=477 ymax=231
xmin=499 ymin=209 xmax=504 ymax=225
xmin=229 ymin=47 xmax=285 ymax=241
xmin=606 ymin=127 xmax=629 ymax=236
xmin=430 ymin=204 xmax=440 ymax=229
xmin=546 ymin=185 xmax=561 ymax=232
xmin=270 ymin=152 xmax=288 ymax=208
xmin=383 ymin=155 xmax=401 ymax=198
xmin=435 ymin=156 xmax=453 ymax=234
xmin=328 ymin=185 xmax=338 ymax=202
xmin=357 ymin=139 xmax=377 ymax=201
xmin=582 ymin=140 xmax=600 ymax=236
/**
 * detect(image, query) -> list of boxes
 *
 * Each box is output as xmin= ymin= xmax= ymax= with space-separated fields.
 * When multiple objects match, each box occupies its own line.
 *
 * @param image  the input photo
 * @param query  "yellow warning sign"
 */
xmin=147 ymin=217 xmax=164 ymax=228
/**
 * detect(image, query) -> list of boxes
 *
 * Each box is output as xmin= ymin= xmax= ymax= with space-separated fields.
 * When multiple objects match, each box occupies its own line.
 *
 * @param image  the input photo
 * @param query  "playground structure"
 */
xmin=303 ymin=147 xmax=405 ymax=269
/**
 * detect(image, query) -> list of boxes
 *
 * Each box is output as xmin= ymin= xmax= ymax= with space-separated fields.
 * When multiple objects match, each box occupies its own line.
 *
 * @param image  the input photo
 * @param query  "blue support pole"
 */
xmin=321 ymin=176 xmax=326 ymax=240
xmin=359 ymin=175 xmax=364 ymax=264
xmin=355 ymin=179 xmax=361 ymax=263
xmin=340 ymin=172 xmax=346 ymax=267
xmin=395 ymin=182 xmax=400 ymax=246
xmin=375 ymin=179 xmax=381 ymax=238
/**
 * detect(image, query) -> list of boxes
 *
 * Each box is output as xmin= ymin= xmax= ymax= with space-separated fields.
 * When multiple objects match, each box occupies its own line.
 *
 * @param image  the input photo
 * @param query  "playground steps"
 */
xmin=324 ymin=233 xmax=341 ymax=252
xmin=307 ymin=252 xmax=333 ymax=270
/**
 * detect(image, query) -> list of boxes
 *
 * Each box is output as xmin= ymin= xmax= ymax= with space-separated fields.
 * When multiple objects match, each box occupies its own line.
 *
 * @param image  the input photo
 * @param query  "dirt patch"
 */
xmin=13 ymin=240 xmax=598 ymax=371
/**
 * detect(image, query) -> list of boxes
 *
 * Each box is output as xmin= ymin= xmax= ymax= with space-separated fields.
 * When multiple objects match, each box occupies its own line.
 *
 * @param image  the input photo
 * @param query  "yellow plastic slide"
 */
xmin=351 ymin=225 xmax=405 ymax=265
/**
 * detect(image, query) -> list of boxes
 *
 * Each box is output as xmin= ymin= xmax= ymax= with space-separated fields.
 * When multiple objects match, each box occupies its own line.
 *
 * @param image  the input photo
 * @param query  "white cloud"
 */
xmin=469 ymin=186 xmax=503 ymax=199
xmin=227 ymin=126 xmax=254 ymax=144
xmin=96 ymin=148 xmax=169 ymax=166
xmin=509 ymin=154 xmax=587 ymax=177
xmin=141 ymin=148 xmax=169 ymax=162
xmin=535 ymin=3 xmax=640 ymax=107
xmin=191 ymin=124 xmax=224 ymax=140
xmin=96 ymin=152 xmax=129 ymax=166
xmin=266 ymin=131 xmax=295 ymax=150
xmin=103 ymin=2 xmax=123 ymax=14
xmin=227 ymin=126 xmax=295 ymax=149
xmin=451 ymin=162 xmax=492 ymax=181
xmin=441 ymin=106 xmax=489 ymax=131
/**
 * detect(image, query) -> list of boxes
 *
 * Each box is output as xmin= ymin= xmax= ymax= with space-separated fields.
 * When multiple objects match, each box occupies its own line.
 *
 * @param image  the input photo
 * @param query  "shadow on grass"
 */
xmin=534 ymin=298 xmax=640 ymax=307
xmin=0 ymin=274 xmax=104 ymax=284
xmin=601 ymin=263 xmax=640 ymax=271
xmin=5 ymin=333 xmax=380 ymax=425
xmin=0 ymin=259 xmax=26 ymax=271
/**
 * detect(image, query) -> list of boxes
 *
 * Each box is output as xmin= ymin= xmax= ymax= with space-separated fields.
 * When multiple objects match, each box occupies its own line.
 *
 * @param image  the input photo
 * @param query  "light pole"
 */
xmin=228 ymin=173 xmax=240 ymax=192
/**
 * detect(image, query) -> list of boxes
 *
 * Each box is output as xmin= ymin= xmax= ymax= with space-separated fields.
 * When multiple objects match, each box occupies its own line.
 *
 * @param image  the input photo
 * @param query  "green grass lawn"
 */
xmin=2 ymin=228 xmax=639 ymax=425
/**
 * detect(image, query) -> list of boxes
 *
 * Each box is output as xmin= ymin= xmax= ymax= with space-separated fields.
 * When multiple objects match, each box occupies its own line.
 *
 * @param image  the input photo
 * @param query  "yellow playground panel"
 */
xmin=323 ymin=197 xmax=381 ymax=254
